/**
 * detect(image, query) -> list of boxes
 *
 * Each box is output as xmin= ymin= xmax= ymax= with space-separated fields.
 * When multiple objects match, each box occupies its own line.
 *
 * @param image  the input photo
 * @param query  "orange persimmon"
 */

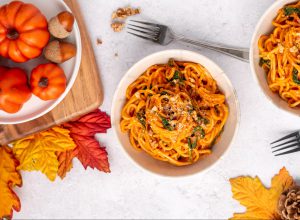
xmin=30 ymin=63 xmax=67 ymax=101
xmin=0 ymin=1 xmax=50 ymax=63
xmin=0 ymin=67 xmax=31 ymax=113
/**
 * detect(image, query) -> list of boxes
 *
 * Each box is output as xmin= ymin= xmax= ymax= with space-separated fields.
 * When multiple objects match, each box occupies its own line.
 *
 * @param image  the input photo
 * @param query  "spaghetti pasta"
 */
xmin=259 ymin=1 xmax=300 ymax=107
xmin=120 ymin=59 xmax=228 ymax=166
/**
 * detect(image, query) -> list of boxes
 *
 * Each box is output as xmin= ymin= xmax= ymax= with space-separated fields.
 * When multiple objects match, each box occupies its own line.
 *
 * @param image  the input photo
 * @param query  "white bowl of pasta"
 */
xmin=111 ymin=50 xmax=240 ymax=177
xmin=250 ymin=0 xmax=300 ymax=115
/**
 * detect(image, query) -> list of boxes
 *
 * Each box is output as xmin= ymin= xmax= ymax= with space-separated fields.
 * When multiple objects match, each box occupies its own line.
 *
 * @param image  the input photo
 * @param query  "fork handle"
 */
xmin=176 ymin=36 xmax=249 ymax=62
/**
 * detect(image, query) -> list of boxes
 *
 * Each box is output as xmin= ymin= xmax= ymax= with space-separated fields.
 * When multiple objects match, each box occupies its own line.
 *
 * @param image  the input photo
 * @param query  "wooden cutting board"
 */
xmin=0 ymin=0 xmax=103 ymax=145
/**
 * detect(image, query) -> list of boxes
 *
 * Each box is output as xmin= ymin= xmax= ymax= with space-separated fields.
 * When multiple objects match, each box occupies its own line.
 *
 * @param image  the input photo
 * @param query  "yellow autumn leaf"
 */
xmin=230 ymin=167 xmax=294 ymax=220
xmin=13 ymin=127 xmax=76 ymax=181
xmin=0 ymin=146 xmax=22 ymax=219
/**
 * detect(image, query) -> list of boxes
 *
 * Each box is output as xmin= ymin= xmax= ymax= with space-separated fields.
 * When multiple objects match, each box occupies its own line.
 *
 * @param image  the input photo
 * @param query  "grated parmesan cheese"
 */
xmin=278 ymin=43 xmax=284 ymax=53
xmin=135 ymin=92 xmax=140 ymax=98
xmin=151 ymin=106 xmax=158 ymax=112
xmin=290 ymin=46 xmax=299 ymax=53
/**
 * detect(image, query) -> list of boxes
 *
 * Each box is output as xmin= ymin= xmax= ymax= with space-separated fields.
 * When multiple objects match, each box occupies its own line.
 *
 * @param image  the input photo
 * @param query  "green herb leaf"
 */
xmin=192 ymin=137 xmax=198 ymax=148
xmin=160 ymin=115 xmax=173 ymax=131
xmin=188 ymin=137 xmax=198 ymax=150
xmin=293 ymin=68 xmax=300 ymax=85
xmin=173 ymin=70 xmax=181 ymax=80
xmin=284 ymin=7 xmax=300 ymax=16
xmin=203 ymin=118 xmax=210 ymax=125
xmin=193 ymin=126 xmax=205 ymax=139
xmin=137 ymin=111 xmax=146 ymax=127
xmin=168 ymin=58 xmax=175 ymax=67
xmin=169 ymin=70 xmax=184 ymax=83
xmin=188 ymin=137 xmax=198 ymax=162
xmin=259 ymin=58 xmax=271 ymax=68
xmin=188 ymin=138 xmax=192 ymax=149
xmin=187 ymin=105 xmax=194 ymax=113
xmin=197 ymin=115 xmax=210 ymax=125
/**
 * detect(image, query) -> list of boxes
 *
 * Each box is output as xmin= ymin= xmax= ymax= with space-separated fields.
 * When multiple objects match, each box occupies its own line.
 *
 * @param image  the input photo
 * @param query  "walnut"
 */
xmin=112 ymin=7 xmax=140 ymax=19
xmin=111 ymin=22 xmax=125 ymax=32
xmin=111 ymin=6 xmax=141 ymax=32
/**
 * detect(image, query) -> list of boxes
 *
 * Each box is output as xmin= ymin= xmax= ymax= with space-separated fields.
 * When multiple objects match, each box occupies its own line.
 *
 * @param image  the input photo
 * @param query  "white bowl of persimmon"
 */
xmin=0 ymin=0 xmax=82 ymax=124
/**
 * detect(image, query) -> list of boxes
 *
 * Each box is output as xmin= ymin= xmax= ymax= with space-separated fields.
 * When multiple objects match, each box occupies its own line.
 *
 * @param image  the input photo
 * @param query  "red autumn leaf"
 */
xmin=64 ymin=109 xmax=111 ymax=136
xmin=59 ymin=109 xmax=111 ymax=176
xmin=71 ymin=134 xmax=110 ymax=173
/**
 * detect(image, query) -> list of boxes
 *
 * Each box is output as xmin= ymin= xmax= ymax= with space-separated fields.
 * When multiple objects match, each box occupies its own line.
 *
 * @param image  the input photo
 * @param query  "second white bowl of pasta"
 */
xmin=111 ymin=50 xmax=240 ymax=177
xmin=250 ymin=0 xmax=300 ymax=115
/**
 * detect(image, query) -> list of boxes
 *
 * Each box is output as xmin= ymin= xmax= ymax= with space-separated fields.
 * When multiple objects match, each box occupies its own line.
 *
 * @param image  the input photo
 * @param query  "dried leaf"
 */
xmin=72 ymin=134 xmax=110 ymax=173
xmin=56 ymin=149 xmax=78 ymax=179
xmin=0 ymin=146 xmax=22 ymax=219
xmin=61 ymin=110 xmax=111 ymax=174
xmin=230 ymin=167 xmax=294 ymax=220
xmin=64 ymin=109 xmax=111 ymax=136
xmin=13 ymin=127 xmax=76 ymax=181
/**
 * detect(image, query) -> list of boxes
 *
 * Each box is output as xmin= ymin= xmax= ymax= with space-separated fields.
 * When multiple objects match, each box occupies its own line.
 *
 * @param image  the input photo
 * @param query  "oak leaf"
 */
xmin=230 ymin=167 xmax=294 ymax=220
xmin=0 ymin=146 xmax=22 ymax=219
xmin=13 ymin=127 xmax=76 ymax=181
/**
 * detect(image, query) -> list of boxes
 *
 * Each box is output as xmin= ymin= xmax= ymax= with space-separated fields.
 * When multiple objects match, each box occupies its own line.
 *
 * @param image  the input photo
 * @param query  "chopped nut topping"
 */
xmin=290 ymin=45 xmax=299 ymax=53
xmin=135 ymin=92 xmax=140 ymax=98
xmin=278 ymin=43 xmax=284 ymax=53
xmin=112 ymin=7 xmax=141 ymax=19
xmin=111 ymin=22 xmax=125 ymax=32
xmin=111 ymin=6 xmax=141 ymax=32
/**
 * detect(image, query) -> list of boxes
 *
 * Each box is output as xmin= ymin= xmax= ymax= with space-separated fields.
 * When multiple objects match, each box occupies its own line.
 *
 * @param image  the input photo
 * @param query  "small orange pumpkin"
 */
xmin=30 ymin=63 xmax=67 ymax=101
xmin=0 ymin=1 xmax=50 ymax=63
xmin=0 ymin=66 xmax=31 ymax=113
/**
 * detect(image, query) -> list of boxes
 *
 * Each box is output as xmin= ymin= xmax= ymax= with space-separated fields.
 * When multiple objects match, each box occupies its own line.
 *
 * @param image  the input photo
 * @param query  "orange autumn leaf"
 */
xmin=56 ymin=149 xmax=78 ymax=179
xmin=0 ymin=146 xmax=22 ymax=219
xmin=60 ymin=109 xmax=111 ymax=176
xmin=230 ymin=167 xmax=294 ymax=220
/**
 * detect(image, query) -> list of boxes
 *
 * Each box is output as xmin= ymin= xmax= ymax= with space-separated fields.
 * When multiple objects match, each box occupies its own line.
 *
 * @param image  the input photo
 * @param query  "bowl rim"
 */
xmin=0 ymin=0 xmax=82 ymax=124
xmin=111 ymin=49 xmax=241 ymax=178
xmin=250 ymin=0 xmax=299 ymax=117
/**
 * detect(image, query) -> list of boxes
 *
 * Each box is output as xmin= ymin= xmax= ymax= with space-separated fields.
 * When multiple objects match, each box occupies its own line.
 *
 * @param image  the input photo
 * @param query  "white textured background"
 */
xmin=15 ymin=0 xmax=300 ymax=219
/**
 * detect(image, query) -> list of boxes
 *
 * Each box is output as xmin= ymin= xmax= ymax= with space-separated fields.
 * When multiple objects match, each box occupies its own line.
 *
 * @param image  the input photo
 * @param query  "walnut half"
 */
xmin=112 ymin=7 xmax=140 ymax=19
xmin=111 ymin=22 xmax=125 ymax=32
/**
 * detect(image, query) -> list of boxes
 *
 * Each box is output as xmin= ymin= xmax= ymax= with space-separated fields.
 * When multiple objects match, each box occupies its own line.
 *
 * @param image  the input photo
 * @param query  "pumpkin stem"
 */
xmin=7 ymin=29 xmax=19 ymax=40
xmin=38 ymin=77 xmax=49 ymax=88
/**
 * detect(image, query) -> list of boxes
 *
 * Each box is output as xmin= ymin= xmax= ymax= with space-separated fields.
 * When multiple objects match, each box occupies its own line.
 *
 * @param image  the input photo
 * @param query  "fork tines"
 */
xmin=127 ymin=20 xmax=160 ymax=42
xmin=271 ymin=131 xmax=300 ymax=156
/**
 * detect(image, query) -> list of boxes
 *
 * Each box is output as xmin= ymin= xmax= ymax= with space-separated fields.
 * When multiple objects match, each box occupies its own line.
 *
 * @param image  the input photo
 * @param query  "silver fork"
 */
xmin=271 ymin=131 xmax=300 ymax=156
xmin=127 ymin=20 xmax=249 ymax=62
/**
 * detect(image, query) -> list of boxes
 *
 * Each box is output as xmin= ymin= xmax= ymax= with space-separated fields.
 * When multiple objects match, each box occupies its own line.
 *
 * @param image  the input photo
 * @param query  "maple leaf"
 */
xmin=71 ymin=134 xmax=110 ymax=172
xmin=56 ymin=149 xmax=78 ymax=179
xmin=60 ymin=109 xmax=111 ymax=175
xmin=13 ymin=127 xmax=76 ymax=181
xmin=230 ymin=167 xmax=294 ymax=220
xmin=0 ymin=146 xmax=22 ymax=219
xmin=64 ymin=109 xmax=111 ymax=136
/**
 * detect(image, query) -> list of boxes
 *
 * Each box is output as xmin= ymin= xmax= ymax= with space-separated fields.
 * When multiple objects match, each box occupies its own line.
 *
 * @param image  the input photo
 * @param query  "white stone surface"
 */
xmin=15 ymin=0 xmax=300 ymax=219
